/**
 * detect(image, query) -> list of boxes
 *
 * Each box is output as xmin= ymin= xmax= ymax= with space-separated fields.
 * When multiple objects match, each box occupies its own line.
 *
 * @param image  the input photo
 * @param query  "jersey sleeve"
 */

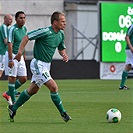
xmin=1 ymin=24 xmax=8 ymax=39
xmin=27 ymin=27 xmax=49 ymax=41
xmin=126 ymin=25 xmax=133 ymax=36
xmin=58 ymin=30 xmax=66 ymax=50
xmin=8 ymin=26 xmax=15 ymax=43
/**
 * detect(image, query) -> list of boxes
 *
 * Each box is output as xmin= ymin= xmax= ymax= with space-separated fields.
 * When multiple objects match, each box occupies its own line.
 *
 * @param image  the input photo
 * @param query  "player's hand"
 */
xmin=8 ymin=60 xmax=14 ymax=68
xmin=62 ymin=54 xmax=68 ymax=62
xmin=131 ymin=47 xmax=133 ymax=53
xmin=14 ymin=53 xmax=21 ymax=61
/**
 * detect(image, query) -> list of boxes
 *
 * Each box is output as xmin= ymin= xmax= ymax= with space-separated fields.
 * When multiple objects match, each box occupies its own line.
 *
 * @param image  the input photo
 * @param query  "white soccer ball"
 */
xmin=106 ymin=108 xmax=121 ymax=123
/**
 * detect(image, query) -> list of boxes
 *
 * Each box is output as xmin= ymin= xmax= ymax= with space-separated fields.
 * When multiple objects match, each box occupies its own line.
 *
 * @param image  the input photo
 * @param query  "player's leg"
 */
xmin=45 ymin=79 xmax=71 ymax=122
xmin=14 ymin=76 xmax=27 ymax=96
xmin=0 ymin=54 xmax=5 ymax=77
xmin=8 ymin=82 xmax=39 ymax=122
xmin=15 ymin=56 xmax=27 ymax=96
xmin=119 ymin=64 xmax=132 ymax=89
xmin=6 ymin=56 xmax=27 ymax=97
xmin=45 ymin=79 xmax=66 ymax=113
xmin=8 ymin=58 xmax=39 ymax=122
xmin=5 ymin=78 xmax=22 ymax=97
xmin=13 ymin=58 xmax=38 ymax=105
xmin=119 ymin=50 xmax=133 ymax=90
xmin=3 ymin=53 xmax=17 ymax=102
xmin=8 ymin=76 xmax=16 ymax=103
xmin=7 ymin=59 xmax=19 ymax=103
xmin=13 ymin=82 xmax=39 ymax=111
xmin=0 ymin=70 xmax=3 ymax=77
xmin=2 ymin=53 xmax=13 ymax=105
xmin=14 ymin=79 xmax=22 ymax=96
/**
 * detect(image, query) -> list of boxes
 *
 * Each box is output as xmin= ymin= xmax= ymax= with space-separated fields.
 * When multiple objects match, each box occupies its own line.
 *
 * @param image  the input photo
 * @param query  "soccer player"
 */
xmin=0 ymin=14 xmax=13 ymax=105
xmin=0 ymin=14 xmax=13 ymax=78
xmin=3 ymin=11 xmax=27 ymax=104
xmin=119 ymin=25 xmax=133 ymax=90
xmin=8 ymin=11 xmax=71 ymax=123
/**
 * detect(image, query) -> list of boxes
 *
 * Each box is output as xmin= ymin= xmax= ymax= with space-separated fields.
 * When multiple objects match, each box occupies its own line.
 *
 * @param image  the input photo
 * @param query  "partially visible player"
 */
xmin=7 ymin=11 xmax=71 ymax=123
xmin=0 ymin=14 xmax=13 ymax=77
xmin=3 ymin=11 xmax=27 ymax=104
xmin=119 ymin=25 xmax=133 ymax=90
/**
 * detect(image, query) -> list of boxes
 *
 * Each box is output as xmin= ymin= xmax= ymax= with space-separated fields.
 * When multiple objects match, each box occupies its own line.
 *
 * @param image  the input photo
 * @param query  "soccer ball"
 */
xmin=106 ymin=108 xmax=121 ymax=123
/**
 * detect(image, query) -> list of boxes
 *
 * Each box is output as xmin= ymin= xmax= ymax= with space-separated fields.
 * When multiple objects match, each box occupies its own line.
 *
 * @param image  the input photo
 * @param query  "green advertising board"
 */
xmin=99 ymin=2 xmax=133 ymax=62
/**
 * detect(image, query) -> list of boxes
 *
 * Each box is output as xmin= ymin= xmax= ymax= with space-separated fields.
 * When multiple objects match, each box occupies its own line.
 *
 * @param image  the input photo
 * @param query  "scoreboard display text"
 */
xmin=99 ymin=2 xmax=133 ymax=62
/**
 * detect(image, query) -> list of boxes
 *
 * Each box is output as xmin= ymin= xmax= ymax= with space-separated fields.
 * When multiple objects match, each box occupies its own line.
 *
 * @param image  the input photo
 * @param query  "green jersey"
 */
xmin=8 ymin=24 xmax=27 ymax=54
xmin=0 ymin=24 xmax=8 ymax=55
xmin=126 ymin=24 xmax=133 ymax=50
xmin=28 ymin=26 xmax=66 ymax=62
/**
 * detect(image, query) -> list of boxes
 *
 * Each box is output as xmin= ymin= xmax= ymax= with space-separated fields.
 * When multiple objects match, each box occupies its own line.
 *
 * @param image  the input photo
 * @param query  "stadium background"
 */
xmin=0 ymin=0 xmax=132 ymax=79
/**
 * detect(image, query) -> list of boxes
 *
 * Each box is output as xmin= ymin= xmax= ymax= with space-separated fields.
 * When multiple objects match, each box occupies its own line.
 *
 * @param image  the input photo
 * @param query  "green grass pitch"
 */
xmin=0 ymin=79 xmax=133 ymax=133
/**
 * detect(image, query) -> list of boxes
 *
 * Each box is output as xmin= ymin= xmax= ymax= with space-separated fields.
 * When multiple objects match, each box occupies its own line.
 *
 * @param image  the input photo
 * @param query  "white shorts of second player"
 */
xmin=125 ymin=50 xmax=133 ymax=68
xmin=5 ymin=52 xmax=27 ymax=77
xmin=30 ymin=58 xmax=52 ymax=88
xmin=0 ymin=54 xmax=5 ymax=71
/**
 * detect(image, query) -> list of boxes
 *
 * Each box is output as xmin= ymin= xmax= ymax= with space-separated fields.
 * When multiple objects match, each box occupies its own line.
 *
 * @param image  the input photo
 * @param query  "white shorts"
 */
xmin=125 ymin=50 xmax=133 ymax=67
xmin=0 ymin=54 xmax=5 ymax=71
xmin=5 ymin=52 xmax=27 ymax=77
xmin=30 ymin=58 xmax=52 ymax=88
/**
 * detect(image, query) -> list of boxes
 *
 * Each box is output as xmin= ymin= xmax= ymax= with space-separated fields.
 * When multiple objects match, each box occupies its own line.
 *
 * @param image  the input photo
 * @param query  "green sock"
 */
xmin=15 ymin=79 xmax=22 ymax=89
xmin=6 ymin=90 xmax=10 ymax=96
xmin=6 ymin=80 xmax=22 ymax=95
xmin=15 ymin=79 xmax=22 ymax=94
xmin=50 ymin=92 xmax=66 ymax=114
xmin=8 ymin=82 xmax=16 ymax=103
xmin=13 ymin=89 xmax=31 ymax=111
xmin=120 ymin=70 xmax=128 ymax=87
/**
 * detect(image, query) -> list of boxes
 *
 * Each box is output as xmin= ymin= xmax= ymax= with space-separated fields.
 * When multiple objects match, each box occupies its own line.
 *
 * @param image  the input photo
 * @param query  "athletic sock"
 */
xmin=8 ymin=82 xmax=16 ymax=103
xmin=6 ymin=80 xmax=22 ymax=95
xmin=120 ymin=70 xmax=128 ymax=87
xmin=15 ymin=80 xmax=22 ymax=94
xmin=13 ymin=89 xmax=31 ymax=111
xmin=50 ymin=92 xmax=66 ymax=114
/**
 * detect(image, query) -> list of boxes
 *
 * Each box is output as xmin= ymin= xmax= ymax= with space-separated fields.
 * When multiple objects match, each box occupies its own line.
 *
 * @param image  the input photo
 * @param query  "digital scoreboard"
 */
xmin=99 ymin=2 xmax=133 ymax=62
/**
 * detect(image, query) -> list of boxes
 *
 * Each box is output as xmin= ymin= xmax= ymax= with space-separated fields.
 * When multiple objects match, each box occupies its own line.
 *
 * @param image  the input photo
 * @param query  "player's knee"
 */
xmin=19 ymin=76 xmax=27 ymax=84
xmin=27 ymin=87 xmax=39 ymax=96
xmin=45 ymin=79 xmax=58 ymax=92
xmin=49 ymin=85 xmax=58 ymax=92
xmin=0 ymin=71 xmax=3 ymax=77
xmin=23 ymin=76 xmax=27 ymax=82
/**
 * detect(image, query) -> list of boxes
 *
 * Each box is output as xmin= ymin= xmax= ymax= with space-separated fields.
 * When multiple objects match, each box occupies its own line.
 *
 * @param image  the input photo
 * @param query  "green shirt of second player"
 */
xmin=8 ymin=24 xmax=27 ymax=54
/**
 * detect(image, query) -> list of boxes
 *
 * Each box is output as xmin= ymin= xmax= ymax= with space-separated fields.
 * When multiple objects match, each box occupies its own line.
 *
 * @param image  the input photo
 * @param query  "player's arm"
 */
xmin=8 ymin=42 xmax=14 ymax=68
xmin=4 ymin=38 xmax=8 ymax=44
xmin=125 ymin=35 xmax=133 ymax=53
xmin=23 ymin=49 xmax=26 ymax=61
xmin=58 ymin=49 xmax=68 ymax=62
xmin=15 ymin=35 xmax=29 ymax=61
xmin=2 ymin=24 xmax=8 ymax=45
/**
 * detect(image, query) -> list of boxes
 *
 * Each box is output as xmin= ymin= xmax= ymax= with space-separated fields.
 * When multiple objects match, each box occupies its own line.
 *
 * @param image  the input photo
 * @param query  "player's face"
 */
xmin=56 ymin=14 xmax=66 ymax=30
xmin=6 ymin=15 xmax=13 ymax=26
xmin=16 ymin=13 xmax=26 ymax=27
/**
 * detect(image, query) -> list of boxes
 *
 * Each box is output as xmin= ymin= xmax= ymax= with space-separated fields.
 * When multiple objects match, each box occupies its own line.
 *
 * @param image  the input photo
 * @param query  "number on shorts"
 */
xmin=42 ymin=72 xmax=49 ymax=79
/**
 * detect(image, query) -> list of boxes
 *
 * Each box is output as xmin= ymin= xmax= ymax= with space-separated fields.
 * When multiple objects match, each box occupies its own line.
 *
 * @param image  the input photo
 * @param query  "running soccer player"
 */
xmin=3 ymin=11 xmax=27 ymax=104
xmin=8 ymin=11 xmax=71 ymax=123
xmin=119 ymin=25 xmax=133 ymax=90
